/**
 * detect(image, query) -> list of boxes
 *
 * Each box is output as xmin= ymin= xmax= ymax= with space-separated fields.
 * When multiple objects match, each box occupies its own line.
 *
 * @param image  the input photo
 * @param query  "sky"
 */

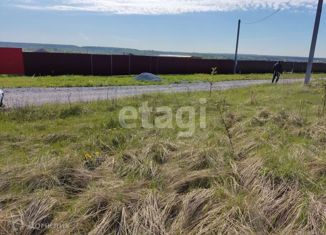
xmin=0 ymin=0 xmax=325 ymax=57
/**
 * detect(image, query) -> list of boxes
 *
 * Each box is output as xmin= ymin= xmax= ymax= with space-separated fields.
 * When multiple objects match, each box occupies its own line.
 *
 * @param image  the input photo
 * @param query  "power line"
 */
xmin=243 ymin=9 xmax=281 ymax=25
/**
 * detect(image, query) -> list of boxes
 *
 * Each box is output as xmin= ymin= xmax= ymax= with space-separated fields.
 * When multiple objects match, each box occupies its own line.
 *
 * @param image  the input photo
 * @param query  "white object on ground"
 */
xmin=135 ymin=73 xmax=162 ymax=82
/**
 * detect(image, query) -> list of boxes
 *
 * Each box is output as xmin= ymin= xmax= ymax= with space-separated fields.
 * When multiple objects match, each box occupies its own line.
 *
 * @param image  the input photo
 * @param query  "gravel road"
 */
xmin=2 ymin=78 xmax=307 ymax=108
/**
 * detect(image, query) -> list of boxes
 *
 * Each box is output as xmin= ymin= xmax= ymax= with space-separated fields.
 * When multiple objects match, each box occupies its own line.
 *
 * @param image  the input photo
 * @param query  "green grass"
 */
xmin=1 ymin=73 xmax=325 ymax=88
xmin=0 ymin=81 xmax=325 ymax=234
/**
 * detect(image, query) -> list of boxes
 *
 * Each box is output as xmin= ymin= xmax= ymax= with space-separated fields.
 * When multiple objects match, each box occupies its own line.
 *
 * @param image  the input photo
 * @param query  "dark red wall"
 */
xmin=92 ymin=54 xmax=111 ymax=76
xmin=23 ymin=52 xmax=92 ymax=76
xmin=111 ymin=55 xmax=129 ymax=75
xmin=0 ymin=48 xmax=25 ymax=75
xmin=19 ymin=51 xmax=326 ymax=76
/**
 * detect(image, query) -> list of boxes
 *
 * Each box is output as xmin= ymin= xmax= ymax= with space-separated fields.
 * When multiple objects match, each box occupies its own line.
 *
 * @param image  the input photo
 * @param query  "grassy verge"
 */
xmin=1 ymin=73 xmax=325 ymax=88
xmin=0 ymin=81 xmax=325 ymax=234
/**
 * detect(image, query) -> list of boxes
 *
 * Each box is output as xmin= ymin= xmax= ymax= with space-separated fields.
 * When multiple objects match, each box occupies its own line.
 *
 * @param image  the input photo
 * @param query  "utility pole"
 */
xmin=234 ymin=19 xmax=241 ymax=74
xmin=305 ymin=0 xmax=323 ymax=84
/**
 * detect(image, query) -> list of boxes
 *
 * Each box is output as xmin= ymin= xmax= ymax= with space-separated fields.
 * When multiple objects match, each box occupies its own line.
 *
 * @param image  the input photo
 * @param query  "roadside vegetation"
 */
xmin=1 ymin=73 xmax=325 ymax=88
xmin=0 ymin=81 xmax=325 ymax=234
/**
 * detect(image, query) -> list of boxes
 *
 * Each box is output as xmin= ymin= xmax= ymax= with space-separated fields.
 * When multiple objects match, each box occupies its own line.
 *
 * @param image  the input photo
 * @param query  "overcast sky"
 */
xmin=1 ymin=0 xmax=325 ymax=57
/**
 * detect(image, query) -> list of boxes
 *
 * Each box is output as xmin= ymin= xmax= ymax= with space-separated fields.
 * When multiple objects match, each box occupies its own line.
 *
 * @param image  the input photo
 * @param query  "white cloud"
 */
xmin=10 ymin=0 xmax=321 ymax=14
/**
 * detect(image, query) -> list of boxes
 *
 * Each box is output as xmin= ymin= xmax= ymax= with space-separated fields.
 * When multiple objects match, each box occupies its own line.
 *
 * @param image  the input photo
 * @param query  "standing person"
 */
xmin=272 ymin=61 xmax=283 ymax=84
xmin=0 ymin=89 xmax=4 ymax=107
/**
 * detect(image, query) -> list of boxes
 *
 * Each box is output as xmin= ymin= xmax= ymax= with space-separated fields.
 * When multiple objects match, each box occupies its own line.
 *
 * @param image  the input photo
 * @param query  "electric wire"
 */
xmin=242 ymin=9 xmax=281 ymax=25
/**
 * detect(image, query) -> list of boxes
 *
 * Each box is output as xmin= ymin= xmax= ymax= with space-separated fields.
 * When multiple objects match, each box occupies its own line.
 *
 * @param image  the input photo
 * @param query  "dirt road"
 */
xmin=2 ymin=79 xmax=306 ymax=107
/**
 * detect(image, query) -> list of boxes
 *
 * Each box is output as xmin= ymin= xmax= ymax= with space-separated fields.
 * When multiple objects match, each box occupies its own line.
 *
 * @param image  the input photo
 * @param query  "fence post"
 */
xmin=90 ymin=54 xmax=94 ymax=75
xmin=111 ymin=55 xmax=113 ymax=76
xmin=129 ymin=54 xmax=131 ymax=75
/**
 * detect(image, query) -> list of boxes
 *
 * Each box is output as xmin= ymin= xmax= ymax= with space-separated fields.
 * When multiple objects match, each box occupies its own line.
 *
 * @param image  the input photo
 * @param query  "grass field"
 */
xmin=1 ymin=73 xmax=326 ymax=88
xmin=0 ymin=81 xmax=325 ymax=234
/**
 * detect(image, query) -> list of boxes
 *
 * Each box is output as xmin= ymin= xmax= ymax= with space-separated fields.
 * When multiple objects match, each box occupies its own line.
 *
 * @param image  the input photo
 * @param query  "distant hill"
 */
xmin=1 ymin=41 xmax=325 ymax=63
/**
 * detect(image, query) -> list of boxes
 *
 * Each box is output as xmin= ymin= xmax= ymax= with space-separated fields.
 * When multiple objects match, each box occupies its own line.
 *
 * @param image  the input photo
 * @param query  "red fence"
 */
xmin=0 ymin=48 xmax=25 ymax=75
xmin=22 ymin=53 xmax=234 ymax=76
xmin=1 ymin=48 xmax=326 ymax=76
xmin=22 ymin=52 xmax=326 ymax=76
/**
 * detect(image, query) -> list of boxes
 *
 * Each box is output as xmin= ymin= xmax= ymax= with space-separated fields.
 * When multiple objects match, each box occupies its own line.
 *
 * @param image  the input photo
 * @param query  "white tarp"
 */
xmin=135 ymin=73 xmax=162 ymax=82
